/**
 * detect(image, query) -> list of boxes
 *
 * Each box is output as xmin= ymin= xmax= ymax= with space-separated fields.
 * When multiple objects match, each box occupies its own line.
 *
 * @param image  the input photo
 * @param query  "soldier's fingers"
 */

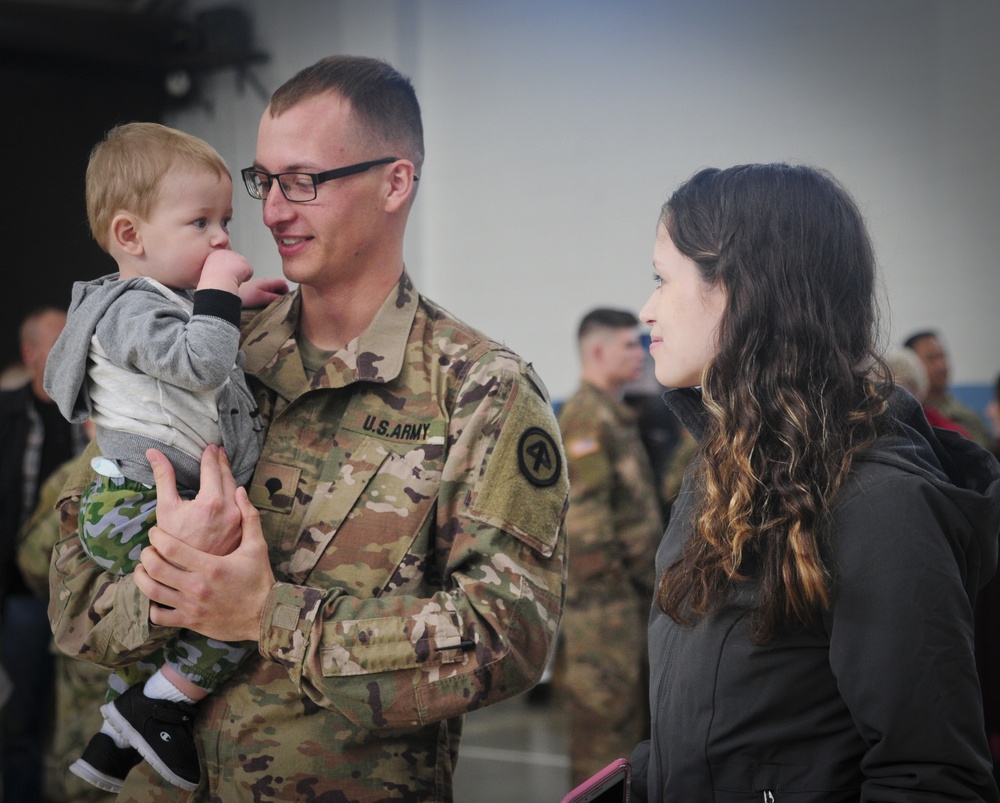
xmin=133 ymin=560 xmax=182 ymax=613
xmin=215 ymin=446 xmax=238 ymax=501
xmin=133 ymin=561 xmax=153 ymax=596
xmin=235 ymin=486 xmax=263 ymax=544
xmin=148 ymin=602 xmax=183 ymax=628
xmin=146 ymin=526 xmax=199 ymax=573
xmin=195 ymin=445 xmax=238 ymax=509
xmin=146 ymin=449 xmax=182 ymax=509
xmin=196 ymin=444 xmax=224 ymax=500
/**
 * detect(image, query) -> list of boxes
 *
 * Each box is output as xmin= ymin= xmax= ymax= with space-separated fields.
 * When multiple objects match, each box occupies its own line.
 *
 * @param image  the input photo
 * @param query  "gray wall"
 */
xmin=168 ymin=0 xmax=1000 ymax=402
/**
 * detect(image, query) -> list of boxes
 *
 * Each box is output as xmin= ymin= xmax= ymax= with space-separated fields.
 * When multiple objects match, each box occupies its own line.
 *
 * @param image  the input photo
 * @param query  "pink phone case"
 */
xmin=560 ymin=758 xmax=631 ymax=803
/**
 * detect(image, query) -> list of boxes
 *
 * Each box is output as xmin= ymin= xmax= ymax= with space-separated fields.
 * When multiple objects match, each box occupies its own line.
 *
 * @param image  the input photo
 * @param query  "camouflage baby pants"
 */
xmin=80 ymin=475 xmax=254 ymax=700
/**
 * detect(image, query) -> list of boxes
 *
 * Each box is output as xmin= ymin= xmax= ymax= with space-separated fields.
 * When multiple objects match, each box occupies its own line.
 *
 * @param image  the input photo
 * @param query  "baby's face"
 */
xmin=133 ymin=167 xmax=234 ymax=290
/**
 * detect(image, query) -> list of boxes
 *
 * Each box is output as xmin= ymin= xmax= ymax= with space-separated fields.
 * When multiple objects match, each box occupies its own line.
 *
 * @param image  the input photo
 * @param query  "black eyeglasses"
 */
xmin=241 ymin=157 xmax=417 ymax=202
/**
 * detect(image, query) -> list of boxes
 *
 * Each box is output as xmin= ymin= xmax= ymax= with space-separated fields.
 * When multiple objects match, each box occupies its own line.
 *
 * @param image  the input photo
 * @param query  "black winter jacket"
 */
xmin=631 ymin=387 xmax=1000 ymax=802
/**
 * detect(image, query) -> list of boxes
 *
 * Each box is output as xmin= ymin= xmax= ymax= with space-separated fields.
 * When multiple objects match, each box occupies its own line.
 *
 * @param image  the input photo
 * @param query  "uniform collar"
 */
xmin=579 ymin=380 xmax=638 ymax=424
xmin=242 ymin=271 xmax=419 ymax=398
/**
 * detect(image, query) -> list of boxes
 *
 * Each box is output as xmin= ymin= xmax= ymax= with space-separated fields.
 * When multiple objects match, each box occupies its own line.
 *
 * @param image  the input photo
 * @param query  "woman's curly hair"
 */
xmin=656 ymin=163 xmax=893 ymax=641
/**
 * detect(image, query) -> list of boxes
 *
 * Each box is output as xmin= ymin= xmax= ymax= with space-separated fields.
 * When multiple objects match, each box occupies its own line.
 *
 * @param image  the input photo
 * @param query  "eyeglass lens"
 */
xmin=245 ymin=171 xmax=317 ymax=202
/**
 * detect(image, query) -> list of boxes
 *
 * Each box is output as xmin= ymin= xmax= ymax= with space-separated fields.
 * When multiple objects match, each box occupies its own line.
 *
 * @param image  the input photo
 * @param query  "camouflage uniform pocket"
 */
xmin=276 ymin=439 xmax=441 ymax=596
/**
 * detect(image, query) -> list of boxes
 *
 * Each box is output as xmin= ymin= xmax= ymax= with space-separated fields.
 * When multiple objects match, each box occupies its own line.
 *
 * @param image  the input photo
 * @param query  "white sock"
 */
xmin=143 ymin=669 xmax=196 ymax=705
xmin=101 ymin=719 xmax=130 ymax=749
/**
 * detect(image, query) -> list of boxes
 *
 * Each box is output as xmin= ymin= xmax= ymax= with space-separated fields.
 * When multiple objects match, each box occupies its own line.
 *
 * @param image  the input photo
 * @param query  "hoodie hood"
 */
xmin=42 ymin=273 xmax=262 ymax=488
xmin=867 ymin=386 xmax=1000 ymax=594
xmin=44 ymin=274 xmax=139 ymax=422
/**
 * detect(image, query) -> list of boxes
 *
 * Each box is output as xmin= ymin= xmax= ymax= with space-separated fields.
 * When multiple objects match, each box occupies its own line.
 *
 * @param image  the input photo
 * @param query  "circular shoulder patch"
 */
xmin=517 ymin=427 xmax=562 ymax=487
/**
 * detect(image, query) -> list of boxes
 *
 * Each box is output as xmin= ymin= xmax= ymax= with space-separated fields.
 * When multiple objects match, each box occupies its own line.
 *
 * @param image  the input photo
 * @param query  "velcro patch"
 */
xmin=517 ymin=427 xmax=562 ymax=487
xmin=249 ymin=462 xmax=301 ymax=514
xmin=470 ymin=392 xmax=567 ymax=557
xmin=273 ymin=603 xmax=301 ymax=631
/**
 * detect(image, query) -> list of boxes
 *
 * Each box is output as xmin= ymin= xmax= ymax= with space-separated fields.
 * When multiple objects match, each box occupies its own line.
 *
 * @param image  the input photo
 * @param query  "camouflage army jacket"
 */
xmin=49 ymin=273 xmax=569 ymax=802
xmin=558 ymin=382 xmax=661 ymax=607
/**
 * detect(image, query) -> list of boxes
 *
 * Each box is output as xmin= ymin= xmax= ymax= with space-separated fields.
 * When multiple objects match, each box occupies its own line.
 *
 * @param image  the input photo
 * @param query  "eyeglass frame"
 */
xmin=240 ymin=157 xmax=419 ymax=202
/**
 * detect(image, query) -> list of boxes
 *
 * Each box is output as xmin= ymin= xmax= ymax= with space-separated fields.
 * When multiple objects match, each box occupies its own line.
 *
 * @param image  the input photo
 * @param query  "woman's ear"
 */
xmin=110 ymin=212 xmax=143 ymax=256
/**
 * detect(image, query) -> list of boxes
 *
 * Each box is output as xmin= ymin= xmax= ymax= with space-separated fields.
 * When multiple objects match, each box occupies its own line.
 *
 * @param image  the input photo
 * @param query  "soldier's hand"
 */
xmin=135 ymin=486 xmax=273 ymax=643
xmin=146 ymin=445 xmax=241 ymax=556
xmin=239 ymin=276 xmax=289 ymax=308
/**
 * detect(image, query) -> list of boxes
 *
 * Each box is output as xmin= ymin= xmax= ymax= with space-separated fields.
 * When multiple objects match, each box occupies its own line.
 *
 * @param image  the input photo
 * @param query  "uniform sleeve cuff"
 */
xmin=113 ymin=574 xmax=156 ymax=649
xmin=258 ymin=582 xmax=326 ymax=672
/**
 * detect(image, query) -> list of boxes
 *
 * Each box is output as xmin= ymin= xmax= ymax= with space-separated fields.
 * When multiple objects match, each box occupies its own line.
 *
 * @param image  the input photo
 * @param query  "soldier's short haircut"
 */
xmin=903 ymin=330 xmax=939 ymax=350
xmin=269 ymin=55 xmax=424 ymax=172
xmin=86 ymin=122 xmax=229 ymax=252
xmin=577 ymin=308 xmax=639 ymax=343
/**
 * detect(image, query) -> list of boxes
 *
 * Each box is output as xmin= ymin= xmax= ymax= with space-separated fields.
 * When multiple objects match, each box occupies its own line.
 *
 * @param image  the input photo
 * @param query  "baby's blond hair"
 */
xmin=86 ymin=122 xmax=229 ymax=251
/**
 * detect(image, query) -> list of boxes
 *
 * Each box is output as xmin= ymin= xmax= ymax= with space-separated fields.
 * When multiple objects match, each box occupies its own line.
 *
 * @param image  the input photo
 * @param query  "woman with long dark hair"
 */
xmin=631 ymin=163 xmax=1000 ymax=801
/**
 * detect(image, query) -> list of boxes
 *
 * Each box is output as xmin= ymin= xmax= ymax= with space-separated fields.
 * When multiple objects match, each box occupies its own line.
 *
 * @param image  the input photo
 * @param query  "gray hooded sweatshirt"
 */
xmin=44 ymin=273 xmax=263 ymax=489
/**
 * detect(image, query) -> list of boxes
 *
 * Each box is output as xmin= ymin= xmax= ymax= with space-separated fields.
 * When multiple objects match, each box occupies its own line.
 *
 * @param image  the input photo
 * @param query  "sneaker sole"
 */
xmin=101 ymin=701 xmax=200 ymax=792
xmin=70 ymin=757 xmax=125 ymax=794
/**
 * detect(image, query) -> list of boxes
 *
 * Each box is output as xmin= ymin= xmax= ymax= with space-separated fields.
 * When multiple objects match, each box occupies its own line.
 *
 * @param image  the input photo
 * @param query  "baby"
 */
xmin=44 ymin=122 xmax=284 ymax=793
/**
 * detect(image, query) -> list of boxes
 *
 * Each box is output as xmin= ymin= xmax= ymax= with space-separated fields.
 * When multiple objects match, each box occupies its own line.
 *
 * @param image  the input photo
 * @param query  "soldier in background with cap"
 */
xmin=49 ymin=54 xmax=569 ymax=801
xmin=557 ymin=308 xmax=663 ymax=786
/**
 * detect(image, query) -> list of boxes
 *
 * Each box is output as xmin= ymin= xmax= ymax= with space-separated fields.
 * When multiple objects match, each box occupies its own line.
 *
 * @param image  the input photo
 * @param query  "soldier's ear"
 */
xmin=585 ymin=339 xmax=605 ymax=365
xmin=383 ymin=160 xmax=417 ymax=214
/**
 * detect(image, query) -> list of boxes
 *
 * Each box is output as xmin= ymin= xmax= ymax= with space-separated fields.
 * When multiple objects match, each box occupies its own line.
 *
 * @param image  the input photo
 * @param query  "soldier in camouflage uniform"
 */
xmin=17 ymin=446 xmax=116 ymax=803
xmin=557 ymin=309 xmax=663 ymax=786
xmin=49 ymin=54 xmax=569 ymax=801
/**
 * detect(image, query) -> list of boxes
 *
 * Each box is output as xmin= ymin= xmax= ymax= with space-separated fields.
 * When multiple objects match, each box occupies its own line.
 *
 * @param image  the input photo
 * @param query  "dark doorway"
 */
xmin=0 ymin=2 xmax=188 ymax=370
xmin=0 ymin=60 xmax=163 ymax=369
xmin=0 ymin=2 xmax=266 ymax=371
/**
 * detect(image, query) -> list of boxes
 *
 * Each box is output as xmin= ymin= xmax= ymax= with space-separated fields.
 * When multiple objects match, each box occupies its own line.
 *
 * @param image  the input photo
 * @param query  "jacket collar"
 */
xmin=662 ymin=386 xmax=707 ymax=441
xmin=242 ymin=272 xmax=418 ymax=399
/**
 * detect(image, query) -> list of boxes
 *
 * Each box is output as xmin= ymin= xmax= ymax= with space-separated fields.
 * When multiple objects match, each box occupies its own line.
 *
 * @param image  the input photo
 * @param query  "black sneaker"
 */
xmin=101 ymin=682 xmax=201 ymax=791
xmin=70 ymin=732 xmax=142 ymax=793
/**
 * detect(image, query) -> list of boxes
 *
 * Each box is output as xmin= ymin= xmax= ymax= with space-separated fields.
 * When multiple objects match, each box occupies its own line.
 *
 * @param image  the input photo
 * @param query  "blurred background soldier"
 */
xmin=17 ymin=423 xmax=116 ymax=802
xmin=904 ymin=329 xmax=992 ymax=447
xmin=557 ymin=308 xmax=664 ymax=786
xmin=1 ymin=307 xmax=88 ymax=802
